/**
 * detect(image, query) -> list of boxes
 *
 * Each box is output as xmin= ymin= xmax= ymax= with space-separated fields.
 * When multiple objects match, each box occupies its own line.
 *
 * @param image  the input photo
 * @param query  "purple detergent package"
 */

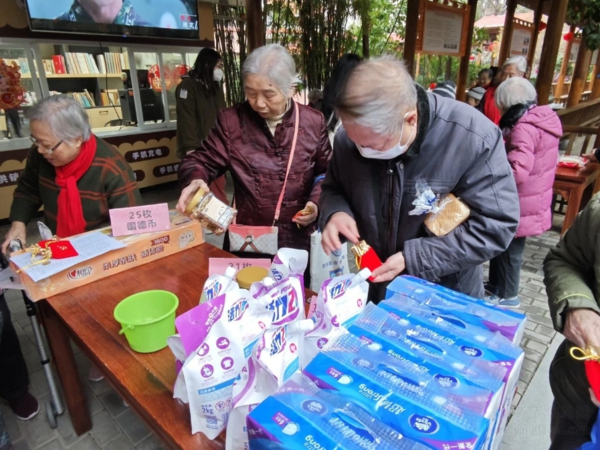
xmin=385 ymin=276 xmax=526 ymax=345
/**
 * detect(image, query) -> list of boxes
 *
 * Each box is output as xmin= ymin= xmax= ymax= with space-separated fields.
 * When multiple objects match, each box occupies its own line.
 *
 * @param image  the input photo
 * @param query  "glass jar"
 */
xmin=185 ymin=188 xmax=237 ymax=235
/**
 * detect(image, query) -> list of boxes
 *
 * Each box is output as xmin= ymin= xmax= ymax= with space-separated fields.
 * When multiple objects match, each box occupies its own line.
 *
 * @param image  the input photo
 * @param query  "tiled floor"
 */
xmin=0 ymin=183 xmax=564 ymax=449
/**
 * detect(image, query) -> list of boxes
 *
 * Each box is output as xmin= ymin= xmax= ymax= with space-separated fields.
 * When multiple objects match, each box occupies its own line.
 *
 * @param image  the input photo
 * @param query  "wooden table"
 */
xmin=38 ymin=243 xmax=243 ymax=449
xmin=553 ymin=163 xmax=600 ymax=234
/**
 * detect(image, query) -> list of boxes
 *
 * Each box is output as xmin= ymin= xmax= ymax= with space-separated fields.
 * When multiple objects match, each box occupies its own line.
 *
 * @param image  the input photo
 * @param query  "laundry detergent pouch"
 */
xmin=385 ymin=276 xmax=526 ymax=345
xmin=167 ymin=334 xmax=189 ymax=403
xmin=365 ymin=302 xmax=523 ymax=450
xmin=303 ymin=335 xmax=490 ymax=450
xmin=200 ymin=266 xmax=239 ymax=304
xmin=303 ymin=269 xmax=371 ymax=367
xmin=247 ymin=372 xmax=430 ymax=450
xmin=269 ymin=248 xmax=309 ymax=286
xmin=180 ymin=288 xmax=273 ymax=438
xmin=226 ymin=314 xmax=315 ymax=449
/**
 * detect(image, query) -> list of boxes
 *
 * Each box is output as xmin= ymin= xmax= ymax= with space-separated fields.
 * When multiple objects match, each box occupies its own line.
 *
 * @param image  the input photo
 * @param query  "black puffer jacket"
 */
xmin=319 ymin=86 xmax=520 ymax=300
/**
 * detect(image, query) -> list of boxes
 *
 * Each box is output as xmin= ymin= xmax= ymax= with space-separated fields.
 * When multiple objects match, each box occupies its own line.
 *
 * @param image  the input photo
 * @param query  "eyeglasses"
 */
xmin=30 ymin=136 xmax=63 ymax=154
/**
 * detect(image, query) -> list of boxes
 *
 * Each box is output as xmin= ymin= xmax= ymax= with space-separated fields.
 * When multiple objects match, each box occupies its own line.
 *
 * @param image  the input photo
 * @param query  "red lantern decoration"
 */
xmin=171 ymin=64 xmax=191 ymax=87
xmin=563 ymin=31 xmax=574 ymax=41
xmin=539 ymin=22 xmax=547 ymax=31
xmin=429 ymin=82 xmax=437 ymax=90
xmin=147 ymin=64 xmax=173 ymax=93
xmin=469 ymin=55 xmax=475 ymax=61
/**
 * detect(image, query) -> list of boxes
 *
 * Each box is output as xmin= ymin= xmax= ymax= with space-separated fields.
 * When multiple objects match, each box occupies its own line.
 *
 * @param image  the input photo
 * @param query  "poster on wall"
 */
xmin=570 ymin=40 xmax=581 ymax=63
xmin=510 ymin=25 xmax=533 ymax=58
xmin=420 ymin=4 xmax=466 ymax=56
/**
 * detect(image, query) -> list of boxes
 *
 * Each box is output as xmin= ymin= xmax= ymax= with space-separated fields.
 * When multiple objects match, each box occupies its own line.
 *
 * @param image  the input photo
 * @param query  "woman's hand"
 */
xmin=176 ymin=179 xmax=211 ymax=214
xmin=371 ymin=252 xmax=406 ymax=283
xmin=322 ymin=212 xmax=360 ymax=255
xmin=2 ymin=221 xmax=26 ymax=255
xmin=292 ymin=201 xmax=318 ymax=227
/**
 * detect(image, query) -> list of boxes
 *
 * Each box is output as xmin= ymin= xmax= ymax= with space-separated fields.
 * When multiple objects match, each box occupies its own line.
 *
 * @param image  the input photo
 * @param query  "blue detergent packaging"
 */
xmin=247 ymin=373 xmax=429 ymax=450
xmin=363 ymin=302 xmax=524 ymax=450
xmin=303 ymin=330 xmax=490 ymax=450
xmin=385 ymin=276 xmax=526 ymax=345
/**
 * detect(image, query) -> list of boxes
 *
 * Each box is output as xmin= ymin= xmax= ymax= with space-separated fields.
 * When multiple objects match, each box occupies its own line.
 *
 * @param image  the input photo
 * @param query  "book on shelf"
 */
xmin=96 ymin=55 xmax=107 ymax=74
xmin=43 ymin=59 xmax=54 ymax=75
xmin=60 ymin=52 xmax=101 ymax=75
xmin=100 ymin=89 xmax=120 ymax=106
xmin=64 ymin=91 xmax=96 ymax=108
xmin=52 ymin=55 xmax=66 ymax=74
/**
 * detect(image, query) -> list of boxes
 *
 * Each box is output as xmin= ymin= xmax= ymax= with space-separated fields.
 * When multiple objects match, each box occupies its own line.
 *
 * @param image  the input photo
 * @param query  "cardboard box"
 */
xmin=11 ymin=211 xmax=204 ymax=301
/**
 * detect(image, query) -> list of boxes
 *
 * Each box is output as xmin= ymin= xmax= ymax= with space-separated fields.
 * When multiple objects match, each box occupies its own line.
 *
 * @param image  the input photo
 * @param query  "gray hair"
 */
xmin=27 ymin=94 xmax=91 ymax=144
xmin=242 ymin=44 xmax=301 ymax=96
xmin=502 ymin=56 xmax=528 ymax=75
xmin=495 ymin=77 xmax=537 ymax=112
xmin=335 ymin=56 xmax=417 ymax=136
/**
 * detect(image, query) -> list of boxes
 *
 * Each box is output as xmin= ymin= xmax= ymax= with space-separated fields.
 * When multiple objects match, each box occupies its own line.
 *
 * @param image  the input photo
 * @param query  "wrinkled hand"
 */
xmin=2 ymin=221 xmax=26 ymax=255
xmin=176 ymin=179 xmax=211 ymax=214
xmin=292 ymin=201 xmax=318 ymax=227
xmin=371 ymin=252 xmax=406 ymax=283
xmin=563 ymin=309 xmax=600 ymax=350
xmin=582 ymin=152 xmax=598 ymax=162
xmin=321 ymin=212 xmax=360 ymax=255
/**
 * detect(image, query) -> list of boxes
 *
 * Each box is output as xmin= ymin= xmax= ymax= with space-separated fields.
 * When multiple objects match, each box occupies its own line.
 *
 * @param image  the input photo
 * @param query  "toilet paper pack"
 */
xmin=303 ymin=335 xmax=490 ymax=450
xmin=247 ymin=373 xmax=430 ymax=450
xmin=385 ymin=276 xmax=526 ymax=345
xmin=364 ymin=302 xmax=523 ymax=450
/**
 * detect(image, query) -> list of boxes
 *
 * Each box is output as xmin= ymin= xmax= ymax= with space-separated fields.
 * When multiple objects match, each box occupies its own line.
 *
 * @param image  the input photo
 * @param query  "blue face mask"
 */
xmin=356 ymin=113 xmax=415 ymax=160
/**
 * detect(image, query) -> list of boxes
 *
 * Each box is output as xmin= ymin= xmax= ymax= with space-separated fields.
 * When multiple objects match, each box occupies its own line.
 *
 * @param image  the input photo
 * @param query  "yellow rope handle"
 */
xmin=570 ymin=345 xmax=600 ymax=361
xmin=14 ymin=239 xmax=57 ymax=274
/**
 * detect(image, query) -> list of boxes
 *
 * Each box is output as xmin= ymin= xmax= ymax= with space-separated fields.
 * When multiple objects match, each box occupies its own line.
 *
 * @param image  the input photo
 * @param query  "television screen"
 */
xmin=25 ymin=0 xmax=200 ymax=40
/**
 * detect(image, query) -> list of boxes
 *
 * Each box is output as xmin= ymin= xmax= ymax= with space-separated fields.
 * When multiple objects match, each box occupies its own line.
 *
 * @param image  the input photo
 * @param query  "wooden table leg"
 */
xmin=39 ymin=301 xmax=92 ymax=435
xmin=562 ymin=185 xmax=583 ymax=235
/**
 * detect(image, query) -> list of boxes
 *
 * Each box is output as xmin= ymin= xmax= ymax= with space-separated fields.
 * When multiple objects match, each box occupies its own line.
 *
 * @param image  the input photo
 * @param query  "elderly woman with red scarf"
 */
xmin=2 ymin=94 xmax=141 ymax=250
xmin=0 ymin=95 xmax=140 ymax=418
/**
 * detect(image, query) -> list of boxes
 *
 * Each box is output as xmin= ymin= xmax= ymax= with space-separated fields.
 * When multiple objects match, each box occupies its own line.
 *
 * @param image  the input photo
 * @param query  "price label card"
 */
xmin=109 ymin=203 xmax=171 ymax=237
xmin=208 ymin=258 xmax=272 ymax=276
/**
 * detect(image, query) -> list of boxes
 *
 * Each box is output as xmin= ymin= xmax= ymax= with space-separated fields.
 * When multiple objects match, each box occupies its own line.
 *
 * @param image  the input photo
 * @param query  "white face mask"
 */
xmin=213 ymin=68 xmax=224 ymax=82
xmin=356 ymin=113 xmax=415 ymax=160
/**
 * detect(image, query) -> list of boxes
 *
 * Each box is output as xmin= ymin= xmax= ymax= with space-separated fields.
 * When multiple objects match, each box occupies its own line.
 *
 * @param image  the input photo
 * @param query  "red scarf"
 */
xmin=55 ymin=134 xmax=97 ymax=238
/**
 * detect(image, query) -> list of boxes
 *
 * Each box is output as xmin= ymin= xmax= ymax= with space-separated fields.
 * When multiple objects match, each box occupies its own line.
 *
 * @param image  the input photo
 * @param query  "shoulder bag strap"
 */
xmin=273 ymin=101 xmax=300 ymax=225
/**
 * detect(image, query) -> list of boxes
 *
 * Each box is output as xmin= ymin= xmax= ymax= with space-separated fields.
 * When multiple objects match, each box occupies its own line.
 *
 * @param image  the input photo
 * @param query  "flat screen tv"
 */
xmin=25 ymin=0 xmax=200 ymax=40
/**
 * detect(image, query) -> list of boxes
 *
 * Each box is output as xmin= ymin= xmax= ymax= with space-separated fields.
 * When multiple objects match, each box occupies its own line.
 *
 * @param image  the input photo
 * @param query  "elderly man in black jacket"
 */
xmin=319 ymin=56 xmax=520 ymax=301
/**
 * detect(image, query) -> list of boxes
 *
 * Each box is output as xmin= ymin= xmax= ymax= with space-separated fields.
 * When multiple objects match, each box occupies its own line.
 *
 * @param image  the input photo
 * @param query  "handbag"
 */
xmin=228 ymin=102 xmax=300 ymax=256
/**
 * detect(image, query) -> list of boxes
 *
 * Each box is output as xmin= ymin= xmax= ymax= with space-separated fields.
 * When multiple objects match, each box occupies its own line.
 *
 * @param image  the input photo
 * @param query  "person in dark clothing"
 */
xmin=0 ymin=294 xmax=38 ymax=422
xmin=3 ymin=108 xmax=22 ymax=138
xmin=321 ymin=53 xmax=362 ymax=147
xmin=319 ymin=56 xmax=519 ymax=301
xmin=176 ymin=48 xmax=228 ymax=204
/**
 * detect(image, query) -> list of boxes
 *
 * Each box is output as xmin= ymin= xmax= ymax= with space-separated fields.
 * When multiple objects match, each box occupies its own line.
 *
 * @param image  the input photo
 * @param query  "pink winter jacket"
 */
xmin=505 ymin=105 xmax=561 ymax=237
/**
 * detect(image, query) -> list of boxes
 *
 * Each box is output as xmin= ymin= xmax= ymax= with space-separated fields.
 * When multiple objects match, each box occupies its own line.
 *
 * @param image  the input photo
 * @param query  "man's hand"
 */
xmin=176 ymin=179 xmax=211 ymax=214
xmin=563 ymin=308 xmax=600 ymax=350
xmin=371 ymin=252 xmax=405 ymax=283
xmin=292 ymin=201 xmax=318 ymax=227
xmin=321 ymin=212 xmax=360 ymax=255
xmin=2 ymin=221 xmax=26 ymax=255
xmin=582 ymin=152 xmax=598 ymax=162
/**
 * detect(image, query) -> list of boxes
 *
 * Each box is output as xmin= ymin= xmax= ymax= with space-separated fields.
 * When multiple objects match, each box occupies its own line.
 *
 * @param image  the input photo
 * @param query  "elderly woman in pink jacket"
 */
xmin=485 ymin=77 xmax=562 ymax=308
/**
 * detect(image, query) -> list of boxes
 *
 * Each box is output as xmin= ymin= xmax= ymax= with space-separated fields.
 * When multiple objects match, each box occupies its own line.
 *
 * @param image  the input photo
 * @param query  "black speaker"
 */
xmin=119 ymin=88 xmax=165 ymax=125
